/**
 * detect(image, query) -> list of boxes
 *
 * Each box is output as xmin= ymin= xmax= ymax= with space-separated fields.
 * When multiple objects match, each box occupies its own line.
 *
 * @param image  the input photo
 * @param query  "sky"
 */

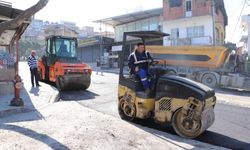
xmin=5 ymin=0 xmax=250 ymax=44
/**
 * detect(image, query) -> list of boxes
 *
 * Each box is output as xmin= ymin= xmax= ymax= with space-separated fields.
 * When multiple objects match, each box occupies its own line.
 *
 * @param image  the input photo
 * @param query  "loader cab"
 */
xmin=45 ymin=36 xmax=78 ymax=66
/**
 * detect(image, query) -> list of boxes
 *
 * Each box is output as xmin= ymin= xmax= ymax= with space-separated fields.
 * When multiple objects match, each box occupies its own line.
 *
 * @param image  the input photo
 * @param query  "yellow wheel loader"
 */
xmin=118 ymin=31 xmax=216 ymax=138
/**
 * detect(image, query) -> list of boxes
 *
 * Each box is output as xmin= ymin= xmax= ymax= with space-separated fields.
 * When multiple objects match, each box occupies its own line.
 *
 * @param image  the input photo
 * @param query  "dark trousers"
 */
xmin=30 ymin=68 xmax=39 ymax=86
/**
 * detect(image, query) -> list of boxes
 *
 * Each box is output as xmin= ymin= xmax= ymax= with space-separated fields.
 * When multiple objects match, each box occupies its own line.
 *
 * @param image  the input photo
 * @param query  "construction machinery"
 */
xmin=146 ymin=46 xmax=250 ymax=90
xmin=118 ymin=31 xmax=216 ymax=138
xmin=38 ymin=36 xmax=92 ymax=90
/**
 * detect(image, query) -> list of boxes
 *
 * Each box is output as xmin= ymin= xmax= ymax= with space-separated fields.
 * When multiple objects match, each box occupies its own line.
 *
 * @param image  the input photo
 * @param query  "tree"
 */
xmin=0 ymin=0 xmax=49 ymax=36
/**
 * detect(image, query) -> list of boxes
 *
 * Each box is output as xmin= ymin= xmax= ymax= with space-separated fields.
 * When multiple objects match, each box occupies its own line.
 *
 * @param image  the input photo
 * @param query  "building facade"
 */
xmin=94 ymin=8 xmax=164 ymax=67
xmin=115 ymin=16 xmax=161 ymax=41
xmin=44 ymin=24 xmax=78 ymax=38
xmin=23 ymin=19 xmax=45 ymax=40
xmin=95 ymin=0 xmax=227 ymax=47
xmin=77 ymin=36 xmax=114 ymax=64
xmin=241 ymin=15 xmax=250 ymax=56
xmin=95 ymin=8 xmax=163 ymax=42
xmin=162 ymin=0 xmax=227 ymax=46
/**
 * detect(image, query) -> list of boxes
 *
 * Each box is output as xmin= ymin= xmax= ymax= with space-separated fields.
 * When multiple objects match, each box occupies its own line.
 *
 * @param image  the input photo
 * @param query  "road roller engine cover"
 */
xmin=118 ymin=31 xmax=217 ymax=138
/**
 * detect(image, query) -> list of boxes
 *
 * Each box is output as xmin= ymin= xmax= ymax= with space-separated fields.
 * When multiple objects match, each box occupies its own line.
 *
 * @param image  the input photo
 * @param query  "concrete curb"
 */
xmin=43 ymin=83 xmax=60 ymax=103
xmin=0 ymin=83 xmax=60 ymax=118
xmin=0 ymin=107 xmax=35 ymax=118
xmin=217 ymin=99 xmax=250 ymax=108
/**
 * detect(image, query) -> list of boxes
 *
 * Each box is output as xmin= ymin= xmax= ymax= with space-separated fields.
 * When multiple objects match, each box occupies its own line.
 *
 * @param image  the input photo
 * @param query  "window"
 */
xmin=171 ymin=28 xmax=179 ymax=46
xmin=149 ymin=17 xmax=159 ymax=30
xmin=187 ymin=26 xmax=204 ymax=38
xmin=47 ymin=39 xmax=51 ymax=54
xmin=128 ymin=23 xmax=136 ymax=31
xmin=115 ymin=25 xmax=126 ymax=41
xmin=135 ymin=21 xmax=141 ymax=31
xmin=185 ymin=0 xmax=192 ymax=12
xmin=216 ymin=28 xmax=220 ymax=44
xmin=171 ymin=28 xmax=179 ymax=39
xmin=169 ymin=0 xmax=182 ymax=7
xmin=56 ymin=38 xmax=77 ymax=57
xmin=142 ymin=19 xmax=149 ymax=30
xmin=115 ymin=17 xmax=159 ymax=41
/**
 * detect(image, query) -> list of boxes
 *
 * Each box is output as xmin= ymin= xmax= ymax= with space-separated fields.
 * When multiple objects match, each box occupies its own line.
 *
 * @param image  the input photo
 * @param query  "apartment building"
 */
xmin=162 ymin=0 xmax=227 ymax=46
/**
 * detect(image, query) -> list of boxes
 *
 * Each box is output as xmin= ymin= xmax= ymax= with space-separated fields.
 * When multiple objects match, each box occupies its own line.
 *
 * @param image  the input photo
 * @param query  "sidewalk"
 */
xmin=0 ymin=62 xmax=59 ymax=118
xmin=0 ymin=101 xmax=227 ymax=150
xmin=215 ymin=89 xmax=250 ymax=108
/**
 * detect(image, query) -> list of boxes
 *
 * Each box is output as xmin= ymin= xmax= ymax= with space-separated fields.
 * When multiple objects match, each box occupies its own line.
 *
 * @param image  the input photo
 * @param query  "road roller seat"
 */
xmin=126 ymin=74 xmax=155 ymax=98
xmin=127 ymin=74 xmax=144 ymax=91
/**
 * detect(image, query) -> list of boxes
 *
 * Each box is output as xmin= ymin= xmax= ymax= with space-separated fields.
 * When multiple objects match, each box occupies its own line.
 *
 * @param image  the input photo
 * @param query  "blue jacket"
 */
xmin=128 ymin=50 xmax=153 ymax=74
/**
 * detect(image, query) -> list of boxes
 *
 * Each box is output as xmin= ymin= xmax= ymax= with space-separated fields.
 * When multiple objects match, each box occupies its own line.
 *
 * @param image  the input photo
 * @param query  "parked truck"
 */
xmin=147 ymin=45 xmax=250 ymax=90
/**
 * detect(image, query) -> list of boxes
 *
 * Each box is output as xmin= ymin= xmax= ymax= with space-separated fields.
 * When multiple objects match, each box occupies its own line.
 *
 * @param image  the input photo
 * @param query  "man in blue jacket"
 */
xmin=128 ymin=43 xmax=153 ymax=93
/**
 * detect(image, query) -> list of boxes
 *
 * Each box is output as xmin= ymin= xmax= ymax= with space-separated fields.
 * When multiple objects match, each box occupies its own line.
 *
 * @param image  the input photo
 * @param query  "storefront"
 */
xmin=77 ymin=36 xmax=114 ymax=64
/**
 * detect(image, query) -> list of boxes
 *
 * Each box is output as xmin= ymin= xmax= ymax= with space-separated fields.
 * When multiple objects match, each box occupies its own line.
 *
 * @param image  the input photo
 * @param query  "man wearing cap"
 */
xmin=27 ymin=50 xmax=40 ymax=87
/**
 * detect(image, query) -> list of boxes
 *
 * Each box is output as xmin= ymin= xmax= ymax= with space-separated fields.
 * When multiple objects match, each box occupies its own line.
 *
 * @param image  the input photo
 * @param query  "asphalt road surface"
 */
xmin=60 ymin=72 xmax=250 ymax=150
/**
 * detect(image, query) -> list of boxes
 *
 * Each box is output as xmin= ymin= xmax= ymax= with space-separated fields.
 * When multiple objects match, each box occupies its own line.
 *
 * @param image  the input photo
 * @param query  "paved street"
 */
xmin=61 ymin=72 xmax=250 ymax=150
xmin=0 ymin=64 xmax=226 ymax=150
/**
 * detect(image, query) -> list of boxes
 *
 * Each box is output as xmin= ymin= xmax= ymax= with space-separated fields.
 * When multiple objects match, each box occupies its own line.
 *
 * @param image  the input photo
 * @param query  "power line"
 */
xmin=236 ymin=27 xmax=244 ymax=43
xmin=247 ymin=0 xmax=250 ymax=6
xmin=229 ymin=0 xmax=246 ymax=42
xmin=229 ymin=0 xmax=245 ymax=17
xmin=245 ymin=0 xmax=250 ymax=6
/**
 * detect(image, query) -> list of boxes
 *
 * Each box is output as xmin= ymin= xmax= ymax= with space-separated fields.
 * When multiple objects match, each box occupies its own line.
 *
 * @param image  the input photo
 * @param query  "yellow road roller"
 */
xmin=118 ymin=31 xmax=216 ymax=138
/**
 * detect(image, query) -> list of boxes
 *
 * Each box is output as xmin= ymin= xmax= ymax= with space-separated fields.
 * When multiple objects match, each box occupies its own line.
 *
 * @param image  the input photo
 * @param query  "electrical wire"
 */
xmin=229 ymin=0 xmax=246 ymax=42
xmin=229 ymin=0 xmax=245 ymax=17
xmin=246 ymin=0 xmax=250 ymax=6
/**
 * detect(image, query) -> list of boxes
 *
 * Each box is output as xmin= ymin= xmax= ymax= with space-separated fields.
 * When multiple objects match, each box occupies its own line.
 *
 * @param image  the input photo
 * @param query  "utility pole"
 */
xmin=248 ymin=15 xmax=250 ymax=57
xmin=212 ymin=0 xmax=216 ymax=46
xmin=99 ymin=24 xmax=103 ymax=64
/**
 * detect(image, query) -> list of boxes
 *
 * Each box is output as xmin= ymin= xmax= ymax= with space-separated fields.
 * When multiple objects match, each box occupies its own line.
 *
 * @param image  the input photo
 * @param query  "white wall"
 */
xmin=162 ymin=16 xmax=214 ymax=46
xmin=248 ymin=16 xmax=250 ymax=56
xmin=243 ymin=15 xmax=250 ymax=56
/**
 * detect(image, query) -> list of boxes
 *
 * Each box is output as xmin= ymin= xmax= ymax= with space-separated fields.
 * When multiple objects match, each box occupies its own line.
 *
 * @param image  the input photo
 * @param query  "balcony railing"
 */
xmin=171 ymin=36 xmax=213 ymax=46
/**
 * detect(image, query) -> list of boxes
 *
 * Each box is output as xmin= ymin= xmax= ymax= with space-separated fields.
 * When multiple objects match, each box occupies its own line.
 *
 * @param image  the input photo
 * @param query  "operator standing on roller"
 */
xmin=128 ymin=43 xmax=153 ymax=93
